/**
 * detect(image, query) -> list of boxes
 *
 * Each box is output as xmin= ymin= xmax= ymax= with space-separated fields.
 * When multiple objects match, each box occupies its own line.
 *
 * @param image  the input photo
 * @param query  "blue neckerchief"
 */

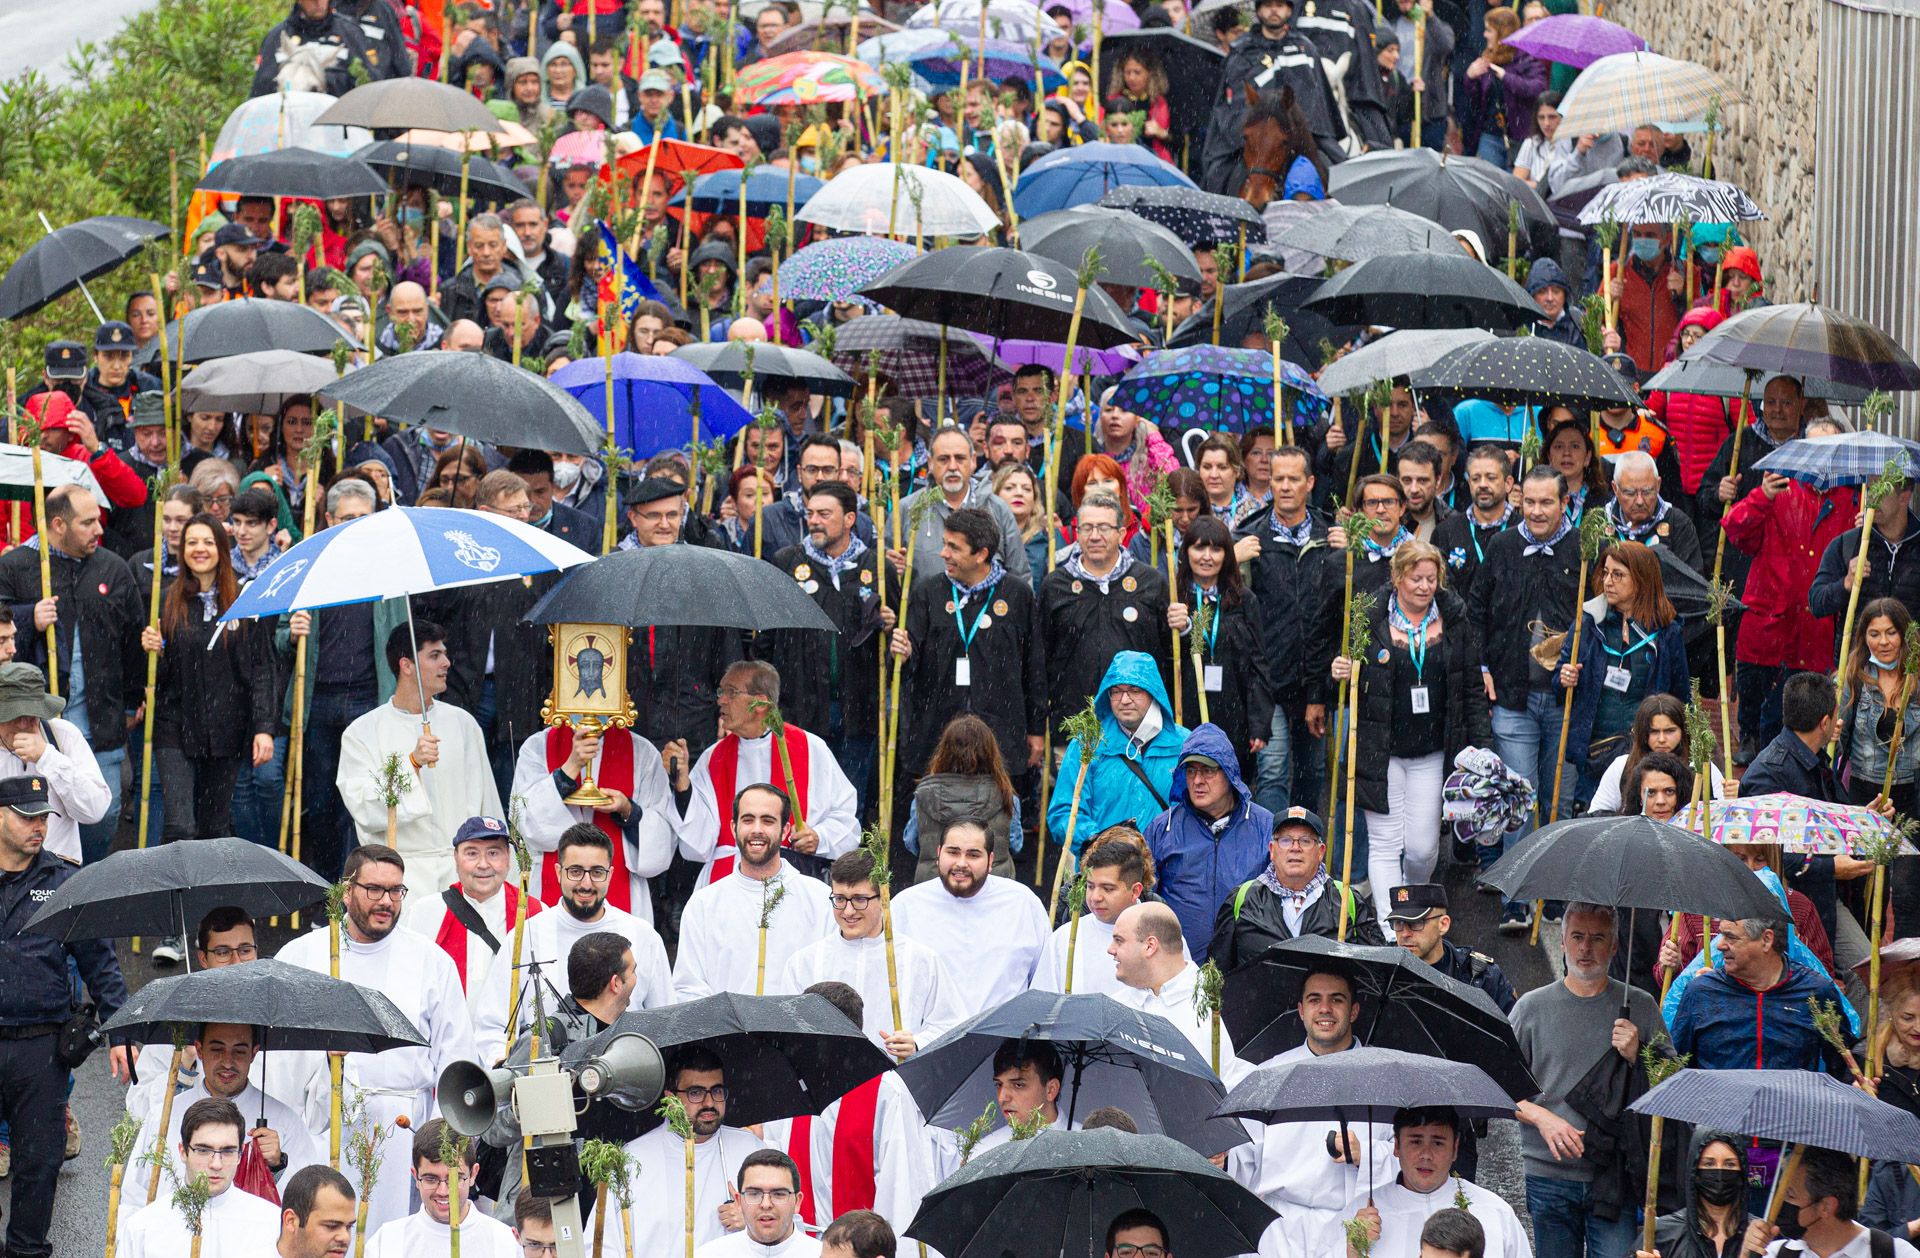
xmin=1063 ymin=546 xmax=1134 ymax=586
xmin=1605 ymin=496 xmax=1670 ymax=542
xmin=952 ymin=559 xmax=1007 ymax=600
xmin=1361 ymin=526 xmax=1411 ymax=561
xmin=1270 ymin=512 xmax=1314 ymax=547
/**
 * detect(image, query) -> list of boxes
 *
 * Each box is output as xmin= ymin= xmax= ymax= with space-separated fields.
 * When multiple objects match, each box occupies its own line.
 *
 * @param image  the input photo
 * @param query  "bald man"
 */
xmin=1108 ymin=903 xmax=1237 ymax=1075
xmin=442 ymin=320 xmax=486 ymax=353
xmin=379 ymin=282 xmax=445 ymax=353
xmin=727 ymin=317 xmax=768 ymax=343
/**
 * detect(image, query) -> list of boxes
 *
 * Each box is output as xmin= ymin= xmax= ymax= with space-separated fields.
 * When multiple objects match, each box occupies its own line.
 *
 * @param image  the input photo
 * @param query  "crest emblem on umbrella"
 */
xmin=262 ymin=557 xmax=308 ymax=599
xmin=444 ymin=530 xmax=501 ymax=572
xmin=568 ymin=635 xmax=609 ymax=700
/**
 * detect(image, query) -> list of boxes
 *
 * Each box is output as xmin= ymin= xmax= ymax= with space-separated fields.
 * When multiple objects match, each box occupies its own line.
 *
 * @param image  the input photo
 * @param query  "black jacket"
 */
xmin=539 ymin=501 xmax=603 ymax=556
xmin=0 ymin=850 xmax=128 ymax=1030
xmin=759 ymin=542 xmax=892 ymax=742
xmin=1038 ymin=559 xmax=1171 ymax=732
xmin=1467 ymin=524 xmax=1582 ymax=713
xmin=1345 ymin=588 xmax=1490 ymax=814
xmin=1605 ymin=497 xmax=1705 ymax=574
xmin=1201 ymin=25 xmax=1346 ymax=193
xmin=1431 ymin=506 xmax=1516 ymax=599
xmin=1236 ymin=505 xmax=1341 ymax=708
xmin=1207 ymin=873 xmax=1384 ymax=969
xmin=420 ymin=572 xmax=558 ymax=754
xmin=900 ymin=568 xmax=1047 ymax=783
xmin=1810 ymin=513 xmax=1920 ymax=624
xmin=152 ymin=597 xmax=277 ymax=757
xmin=1168 ymin=582 xmax=1275 ymax=774
xmin=1566 ymin=1038 xmax=1682 ymax=1223
xmin=248 ymin=2 xmax=376 ymax=97
xmin=1431 ymin=936 xmax=1516 ymax=1013
xmin=342 ymin=0 xmax=412 ymax=77
xmin=0 ymin=544 xmax=145 ymax=752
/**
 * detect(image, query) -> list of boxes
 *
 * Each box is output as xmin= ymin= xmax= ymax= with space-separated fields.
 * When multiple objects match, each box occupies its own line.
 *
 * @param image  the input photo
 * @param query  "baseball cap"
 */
xmin=1179 ymin=750 xmax=1223 ymax=773
xmin=94 ymin=321 xmax=136 ymax=352
xmin=0 ymin=774 xmax=55 ymax=817
xmin=481 ymin=273 xmax=520 ymax=296
xmin=1385 ymin=882 xmax=1449 ymax=923
xmin=649 ymin=40 xmax=685 ymax=66
xmin=452 ymin=815 xmax=510 ymax=847
xmin=1272 ymin=805 xmax=1325 ymax=840
xmin=637 ymin=69 xmax=674 ymax=93
xmin=44 ymin=341 xmax=87 ymax=380
xmin=214 ymin=223 xmax=265 ymax=249
xmin=129 ymin=392 xmax=166 ymax=428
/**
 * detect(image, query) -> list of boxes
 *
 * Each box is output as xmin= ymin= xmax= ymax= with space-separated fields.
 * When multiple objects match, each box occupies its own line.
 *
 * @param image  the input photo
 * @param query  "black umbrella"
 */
xmin=356 ymin=140 xmax=530 ymax=204
xmin=1272 ymin=203 xmax=1463 ymax=264
xmin=101 ymin=959 xmax=426 ymax=1054
xmin=1220 ymin=936 xmax=1537 ymax=1100
xmin=906 ymin=1128 xmax=1277 ymax=1258
xmin=195 ymin=147 xmax=391 ymax=201
xmin=25 ymin=837 xmax=330 ymax=965
xmin=860 ymin=247 xmax=1140 ymax=351
xmin=0 ymin=215 xmax=168 ymax=322
xmin=1629 ymin=1069 xmax=1920 ymax=1163
xmin=1095 ymin=28 xmax=1227 ymax=148
xmin=1690 ymin=302 xmax=1920 ymax=393
xmin=1652 ymin=544 xmax=1744 ymax=626
xmin=318 ymin=351 xmax=604 ymax=454
xmin=896 ymin=990 xmax=1249 ymax=1157
xmin=1169 ymin=272 xmax=1344 ymax=366
xmin=559 ymin=992 xmax=890 ymax=1140
xmin=1304 ymin=250 xmax=1542 ymax=331
xmin=670 ymin=341 xmax=857 ymax=399
xmin=1643 ymin=354 xmax=1872 ymax=406
xmin=1022 ymin=205 xmax=1201 ymax=289
xmin=1213 ymin=1047 xmax=1516 ymax=1125
xmin=524 ymin=545 xmax=837 ymax=632
xmin=161 ymin=298 xmax=360 ymax=362
xmin=1409 ymin=336 xmax=1639 ymax=411
xmin=1327 ymin=149 xmax=1559 ymax=260
xmin=315 ymin=78 xmax=506 ymax=133
xmin=1098 ymin=185 xmax=1266 ymax=250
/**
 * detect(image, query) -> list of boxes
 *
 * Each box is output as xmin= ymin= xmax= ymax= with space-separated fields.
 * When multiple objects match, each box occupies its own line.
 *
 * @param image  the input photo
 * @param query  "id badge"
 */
xmin=955 ymin=657 xmax=972 ymax=687
xmin=1409 ymin=686 xmax=1430 ymax=714
xmin=1603 ymin=665 xmax=1633 ymax=692
xmin=1204 ymin=664 xmax=1224 ymax=692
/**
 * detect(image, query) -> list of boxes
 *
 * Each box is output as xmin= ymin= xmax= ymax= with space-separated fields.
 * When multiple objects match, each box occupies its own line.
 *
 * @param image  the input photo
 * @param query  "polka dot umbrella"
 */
xmin=1121 ymin=345 xmax=1326 ymax=434
xmin=1407 ymin=336 xmax=1638 ymax=412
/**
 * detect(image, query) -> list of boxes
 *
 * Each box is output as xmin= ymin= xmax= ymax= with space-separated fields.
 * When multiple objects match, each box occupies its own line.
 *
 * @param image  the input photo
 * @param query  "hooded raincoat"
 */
xmin=1142 ymin=724 xmax=1275 ymax=962
xmin=1046 ymin=651 xmax=1190 ymax=854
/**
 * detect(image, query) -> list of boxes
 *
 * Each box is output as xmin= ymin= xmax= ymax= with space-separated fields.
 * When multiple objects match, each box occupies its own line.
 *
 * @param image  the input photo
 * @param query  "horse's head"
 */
xmin=274 ymin=35 xmax=342 ymax=94
xmin=1238 ymin=83 xmax=1324 ymax=210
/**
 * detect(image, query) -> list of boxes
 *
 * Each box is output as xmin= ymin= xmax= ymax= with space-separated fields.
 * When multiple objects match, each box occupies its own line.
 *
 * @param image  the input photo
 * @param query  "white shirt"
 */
xmin=1319 ymin=1176 xmax=1532 ymax=1258
xmin=119 ymin=1081 xmax=322 ymax=1235
xmin=0 ymin=715 xmax=110 ymax=862
xmin=695 ymin=1229 xmax=824 ymax=1258
xmin=121 ymin=1182 xmax=283 ymax=1258
xmin=671 ymin=866 xmax=834 ymax=1000
xmin=1110 ymin=959 xmax=1239 ymax=1078
xmin=673 ymin=729 xmax=860 ymax=867
xmin=621 ymin=1125 xmax=767 ymax=1258
xmin=1766 ymin=1231 xmax=1920 ymax=1258
xmin=776 ymin=930 xmax=965 ymax=1046
xmin=892 ymin=875 xmax=1051 ymax=1019
xmin=1030 ymin=914 xmax=1122 ymax=997
xmin=759 ymin=1074 xmax=935 ymax=1234
xmin=471 ymin=899 xmax=673 ymax=1062
xmin=364 ymin=1206 xmax=522 ymax=1258
xmin=510 ymin=726 xmax=676 ymax=923
xmin=337 ymin=700 xmax=503 ymax=903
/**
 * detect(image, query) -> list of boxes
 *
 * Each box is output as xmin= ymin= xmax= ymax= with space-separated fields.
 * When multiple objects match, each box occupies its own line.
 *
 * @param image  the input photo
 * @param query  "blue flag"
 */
xmin=596 ymin=219 xmax=663 ymax=322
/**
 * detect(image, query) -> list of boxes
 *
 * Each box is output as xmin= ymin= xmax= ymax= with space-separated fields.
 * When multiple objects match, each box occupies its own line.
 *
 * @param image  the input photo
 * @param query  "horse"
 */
xmin=273 ymin=35 xmax=345 ymax=94
xmin=1238 ymin=82 xmax=1327 ymax=211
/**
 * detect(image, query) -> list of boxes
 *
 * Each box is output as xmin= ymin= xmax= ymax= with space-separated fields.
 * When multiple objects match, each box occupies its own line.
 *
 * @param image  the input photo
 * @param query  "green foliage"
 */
xmin=1865 ymin=455 xmax=1906 ymax=514
xmin=757 ymin=878 xmax=788 ymax=930
xmin=1682 ymin=681 xmax=1717 ymax=776
xmin=1142 ymin=256 xmax=1180 ymax=307
xmin=1580 ymin=296 xmax=1607 ymax=358
xmin=581 ymin=1139 xmax=633 ymax=1197
xmin=1008 ymin=1107 xmax=1051 ymax=1140
xmin=1345 ymin=590 xmax=1378 ymax=659
xmin=764 ymin=205 xmax=789 ymax=256
xmin=1518 ymin=418 xmax=1543 ymax=467
xmin=171 ymin=1171 xmax=213 ymax=1235
xmin=108 ymin=1110 xmax=142 ymax=1172
xmin=1193 ymin=958 xmax=1224 ymax=1021
xmin=344 ymin=1087 xmax=387 ymax=1194
xmin=1341 ymin=512 xmax=1381 ymax=556
xmin=1810 ymin=996 xmax=1852 ymax=1058
xmin=956 ymin=1101 xmax=999 ymax=1165
xmin=1067 ymin=867 xmax=1087 ymax=917
xmin=1344 ymin=1217 xmax=1374 ymax=1258
xmin=326 ymin=878 xmax=349 ymax=927
xmin=1706 ymin=577 xmax=1735 ymax=628
xmin=1061 ymin=695 xmax=1103 ymax=769
xmin=508 ymin=796 xmax=533 ymax=878
xmin=1639 ymin=1031 xmax=1689 ymax=1087
xmin=1188 ymin=596 xmax=1216 ymax=659
xmin=657 ymin=1092 xmax=695 ymax=1140
xmin=1144 ymin=471 xmax=1176 ymax=533
xmin=860 ymin=821 xmax=892 ymax=884
xmin=1578 ymin=507 xmax=1613 ymax=564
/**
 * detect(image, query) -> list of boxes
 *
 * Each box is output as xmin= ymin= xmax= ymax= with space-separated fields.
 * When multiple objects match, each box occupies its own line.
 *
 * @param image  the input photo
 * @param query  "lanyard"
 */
xmin=1393 ymin=597 xmax=1435 ymax=684
xmin=1599 ymin=618 xmax=1658 ymax=664
xmin=1196 ymin=585 xmax=1222 ymax=658
xmin=951 ymin=582 xmax=997 ymax=656
xmin=1470 ymin=506 xmax=1514 ymax=565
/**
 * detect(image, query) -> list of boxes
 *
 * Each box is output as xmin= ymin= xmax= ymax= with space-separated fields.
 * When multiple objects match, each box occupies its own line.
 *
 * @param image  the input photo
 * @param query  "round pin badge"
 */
xmin=976 ymin=614 xmax=992 ymax=630
xmin=794 ymin=563 xmax=812 ymax=580
xmin=1071 ymin=581 xmax=1084 ymax=594
xmin=804 ymin=580 xmax=820 ymax=594
xmin=993 ymin=599 xmax=1009 ymax=616
xmin=1122 ymin=575 xmax=1138 ymax=592
xmin=1123 ymin=606 xmax=1139 ymax=622
xmin=945 ymin=601 xmax=957 ymax=613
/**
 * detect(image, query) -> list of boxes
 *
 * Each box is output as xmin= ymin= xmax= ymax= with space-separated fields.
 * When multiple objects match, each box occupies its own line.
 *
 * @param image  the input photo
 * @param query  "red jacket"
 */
xmin=1721 ymin=479 xmax=1857 ymax=670
xmin=1646 ymin=388 xmax=1747 ymax=496
xmin=1616 ymin=256 xmax=1684 ymax=375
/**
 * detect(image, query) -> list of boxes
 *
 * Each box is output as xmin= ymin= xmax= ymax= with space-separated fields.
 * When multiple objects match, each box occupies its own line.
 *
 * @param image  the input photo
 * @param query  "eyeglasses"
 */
xmin=716 ymin=686 xmax=756 ymax=700
xmin=829 ymin=893 xmax=877 ymax=911
xmin=351 ymin=882 xmax=409 ymax=902
xmin=1079 ymin=523 xmax=1120 ymax=537
xmin=522 ymin=1244 xmax=559 ymax=1257
xmin=1113 ymin=1246 xmax=1166 ymax=1258
xmin=1272 ymin=835 xmax=1320 ymax=849
xmin=739 ymin=1188 xmax=796 ymax=1205
xmin=188 ymin=1144 xmax=242 ymax=1162
xmin=562 ymin=865 xmax=613 ymax=882
xmin=203 ymin=943 xmax=258 ymax=962
xmin=677 ymin=1084 xmax=728 ymax=1102
xmin=1615 ymin=486 xmax=1658 ymax=500
xmin=415 ymin=1173 xmax=457 ymax=1190
xmin=1360 ymin=497 xmax=1401 ymax=510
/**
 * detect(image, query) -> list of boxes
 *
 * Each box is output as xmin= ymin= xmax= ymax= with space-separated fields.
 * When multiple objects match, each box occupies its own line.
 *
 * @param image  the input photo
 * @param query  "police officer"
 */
xmin=83 ymin=320 xmax=160 ymax=450
xmin=1384 ymin=882 xmax=1515 ymax=1012
xmin=0 ymin=773 xmax=130 ymax=1256
xmin=24 ymin=340 xmax=91 ymax=418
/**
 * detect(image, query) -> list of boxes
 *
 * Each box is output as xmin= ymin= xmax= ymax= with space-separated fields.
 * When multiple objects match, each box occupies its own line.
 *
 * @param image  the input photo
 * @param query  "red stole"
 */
xmin=541 ymin=726 xmax=636 ymax=913
xmin=789 ymin=1074 xmax=882 ymax=1225
xmin=708 ymin=728 xmax=811 ymax=880
xmin=434 ymin=882 xmax=539 ymax=990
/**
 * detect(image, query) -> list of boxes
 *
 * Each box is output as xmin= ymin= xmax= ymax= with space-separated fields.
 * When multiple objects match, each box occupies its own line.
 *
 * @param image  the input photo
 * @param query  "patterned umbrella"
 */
xmin=1578 ymin=172 xmax=1764 ymax=226
xmin=903 ymin=0 xmax=1066 ymax=45
xmin=1099 ymin=185 xmax=1266 ymax=249
xmin=1752 ymin=432 xmax=1920 ymax=492
xmin=1120 ymin=345 xmax=1323 ymax=433
xmin=830 ymin=315 xmax=1004 ymax=398
xmin=1409 ymin=337 xmax=1638 ymax=411
xmin=1501 ymin=13 xmax=1646 ymax=70
xmin=782 ymin=238 xmax=918 ymax=302
xmin=1012 ymin=141 xmax=1197 ymax=219
xmin=856 ymin=30 xmax=1066 ymax=91
xmin=1692 ymin=303 xmax=1920 ymax=393
xmin=1631 ymin=1069 xmax=1920 ymax=1162
xmin=1556 ymin=50 xmax=1735 ymax=136
xmin=733 ymin=51 xmax=889 ymax=106
xmin=1672 ymin=792 xmax=1912 ymax=857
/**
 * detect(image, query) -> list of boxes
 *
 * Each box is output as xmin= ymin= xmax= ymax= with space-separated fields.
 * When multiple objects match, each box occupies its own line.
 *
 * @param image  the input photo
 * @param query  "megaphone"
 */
xmin=439 ymin=1060 xmax=518 ymax=1139
xmin=575 ymin=1033 xmax=665 ymax=1112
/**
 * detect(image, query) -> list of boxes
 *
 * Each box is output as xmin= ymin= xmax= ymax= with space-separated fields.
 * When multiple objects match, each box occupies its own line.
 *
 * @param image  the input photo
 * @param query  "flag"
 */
xmin=596 ymin=220 xmax=663 ymax=326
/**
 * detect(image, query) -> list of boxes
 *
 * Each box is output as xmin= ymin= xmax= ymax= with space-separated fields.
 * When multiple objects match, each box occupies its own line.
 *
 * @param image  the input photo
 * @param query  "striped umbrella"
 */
xmin=855 ymin=30 xmax=1067 ymax=91
xmin=1578 ymin=172 xmax=1764 ymax=226
xmin=1752 ymin=432 xmax=1920 ymax=491
xmin=1672 ymin=791 xmax=1914 ymax=857
xmin=1630 ymin=1069 xmax=1920 ymax=1161
xmin=732 ymin=51 xmax=888 ymax=106
xmin=1692 ymin=303 xmax=1920 ymax=392
xmin=1555 ymin=50 xmax=1734 ymax=135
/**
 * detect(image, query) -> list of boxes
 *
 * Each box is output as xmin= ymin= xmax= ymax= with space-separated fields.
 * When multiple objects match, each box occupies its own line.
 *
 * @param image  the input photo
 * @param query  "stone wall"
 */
xmin=1601 ymin=0 xmax=1819 ymax=303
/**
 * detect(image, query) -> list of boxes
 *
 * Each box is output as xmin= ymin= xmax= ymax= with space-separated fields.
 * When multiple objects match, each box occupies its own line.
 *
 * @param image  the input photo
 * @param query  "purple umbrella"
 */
xmin=1041 ymin=0 xmax=1142 ymax=32
xmin=972 ymin=334 xmax=1141 ymax=377
xmin=1503 ymin=14 xmax=1647 ymax=70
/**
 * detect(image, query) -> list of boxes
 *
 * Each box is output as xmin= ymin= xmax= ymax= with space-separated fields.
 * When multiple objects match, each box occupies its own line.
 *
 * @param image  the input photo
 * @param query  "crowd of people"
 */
xmin=0 ymin=0 xmax=1911 ymax=1256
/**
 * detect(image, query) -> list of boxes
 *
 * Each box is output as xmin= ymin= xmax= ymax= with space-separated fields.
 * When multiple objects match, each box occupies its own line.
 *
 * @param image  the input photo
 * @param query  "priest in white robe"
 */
xmin=621 ymin=1047 xmax=767 ymax=1258
xmin=1030 ymin=831 xmax=1153 ymax=997
xmin=364 ymin=1117 xmax=521 ymax=1258
xmin=126 ymin=909 xmax=261 ymax=1125
xmin=120 ymin=1097 xmax=284 ymax=1258
xmin=400 ymin=814 xmax=543 ymax=1026
xmin=672 ymin=785 xmax=832 ymax=1000
xmin=775 ymin=850 xmax=964 ymax=1055
xmin=473 ymin=822 xmax=673 ymax=1062
xmin=669 ymin=660 xmax=859 ymax=880
xmin=892 ymin=819 xmax=1049 ymax=1019
xmin=1317 ymin=1110 xmax=1531 ymax=1258
xmin=510 ymin=720 xmax=675 ymax=923
xmin=1107 ymin=903 xmax=1240 ymax=1077
xmin=276 ymin=845 xmax=478 ymax=1236
xmin=929 ymin=1039 xmax=1073 ymax=1180
xmin=691 ymin=1150 xmax=823 ymax=1258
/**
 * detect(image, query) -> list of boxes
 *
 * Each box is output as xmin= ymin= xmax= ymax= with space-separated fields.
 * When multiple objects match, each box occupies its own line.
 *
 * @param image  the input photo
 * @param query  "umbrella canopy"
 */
xmin=831 ymin=317 xmax=1005 ymax=399
xmin=1556 ymin=49 xmax=1734 ymax=135
xmin=1219 ymin=936 xmax=1536 ymax=1099
xmin=1098 ymin=184 xmax=1266 ymax=249
xmin=1327 ymin=149 xmax=1558 ymax=260
xmin=1315 ymin=328 xmax=1496 ymax=396
xmin=315 ymin=77 xmax=505 ymax=133
xmin=548 ymin=130 xmax=609 ymax=169
xmin=524 ymin=545 xmax=837 ymax=632
xmin=1305 ymin=250 xmax=1542 ymax=330
xmin=733 ymin=51 xmax=889 ymax=106
xmin=161 ymin=299 xmax=358 ymax=362
xmin=1119 ymin=345 xmax=1322 ymax=433
xmin=1050 ymin=0 xmax=1142 ymax=30
xmin=1752 ymin=431 xmax=1920 ymax=490
xmin=1651 ymin=545 xmax=1743 ymax=626
xmin=1644 ymin=354 xmax=1873 ymax=405
xmin=221 ymin=506 xmax=594 ymax=620
xmin=1096 ymin=28 xmax=1224 ymax=144
xmin=319 ymin=350 xmax=604 ymax=454
xmin=907 ymin=1129 xmax=1276 ymax=1258
xmin=767 ymin=12 xmax=903 ymax=56
xmin=392 ymin=122 xmax=538 ymax=153
xmin=194 ymin=147 xmax=389 ymax=200
xmin=860 ymin=246 xmax=1140 ymax=350
xmin=1630 ymin=1069 xmax=1920 ymax=1163
xmin=796 ymin=162 xmax=1002 ymax=238
xmin=781 ymin=237 xmax=919 ymax=302
xmin=896 ymin=990 xmax=1249 ymax=1155
xmin=613 ymin=139 xmax=745 ymax=192
xmin=0 ymin=444 xmax=105 ymax=503
xmin=675 ymin=167 xmax=825 ymax=216
xmin=1673 ymin=792 xmax=1913 ymax=857
xmin=904 ymin=0 xmax=1065 ymax=45
xmin=1479 ymin=813 xmax=1793 ymax=922
xmin=211 ymin=91 xmax=369 ymax=162
xmin=1169 ymin=272 xmax=1344 ymax=363
xmin=1272 ymin=202 xmax=1460 ymax=263
xmin=671 ymin=341 xmax=857 ymax=398
xmin=102 ymin=960 xmax=426 ymax=1054
xmin=855 ymin=30 xmax=1067 ymax=93
xmin=559 ymin=992 xmax=890 ymax=1139
xmin=1013 ymin=142 xmax=1198 ymax=218
xmin=26 ymin=838 xmax=329 ymax=950
xmin=1022 ymin=205 xmax=1201 ymax=288
xmin=980 ymin=336 xmax=1141 ymax=377
xmin=356 ymin=140 xmax=528 ymax=202
xmin=0 ymin=216 xmax=168 ymax=323
xmin=180 ymin=349 xmax=346 ymax=415
xmin=549 ymin=353 xmax=755 ymax=456
xmin=1410 ymin=337 xmax=1639 ymax=411
xmin=1691 ymin=303 xmax=1920 ymax=393
xmin=1214 ymin=1046 xmax=1517 ymax=1125
xmin=1578 ymin=171 xmax=1764 ymax=226
xmin=1501 ymin=13 xmax=1647 ymax=69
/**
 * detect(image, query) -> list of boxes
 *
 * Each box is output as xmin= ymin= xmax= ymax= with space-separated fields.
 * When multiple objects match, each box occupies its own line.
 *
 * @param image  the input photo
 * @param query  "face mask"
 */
xmin=1630 ymin=238 xmax=1662 ymax=263
xmin=799 ymin=154 xmax=819 ymax=174
xmin=1774 ymin=1205 xmax=1811 ymax=1242
xmin=551 ymin=460 xmax=583 ymax=490
xmin=1693 ymin=1168 xmax=1744 ymax=1207
xmin=1697 ymin=246 xmax=1721 ymax=265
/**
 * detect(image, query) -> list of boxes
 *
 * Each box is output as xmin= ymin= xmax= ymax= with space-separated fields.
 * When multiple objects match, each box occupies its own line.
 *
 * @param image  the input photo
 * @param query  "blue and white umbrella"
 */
xmin=1752 ymin=431 xmax=1920 ymax=492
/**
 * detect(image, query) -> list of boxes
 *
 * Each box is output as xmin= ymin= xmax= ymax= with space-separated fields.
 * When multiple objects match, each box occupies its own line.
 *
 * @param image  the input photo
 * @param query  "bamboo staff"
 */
xmin=751 ymin=698 xmax=809 ymax=828
xmin=1863 ymin=820 xmax=1912 ymax=1091
xmin=173 ymin=1172 xmax=212 ymax=1258
xmin=344 ymin=1093 xmax=385 ymax=1258
xmin=1594 ymin=217 xmax=1620 ymax=334
xmin=883 ymin=494 xmax=935 ymax=833
xmin=1327 ymin=512 xmax=1379 ymax=835
xmin=1661 ymin=685 xmax=1718 ymax=999
xmin=1047 ymin=698 xmax=1105 ymax=923
xmin=135 ymin=451 xmax=177 ymax=858
xmin=438 ymin=1125 xmax=468 ymax=1258
xmin=285 ymin=411 xmax=336 ymax=926
xmin=755 ymin=876 xmax=788 ymax=994
xmin=327 ymin=879 xmax=347 ymax=1167
xmin=21 ymin=393 xmax=55 ymax=694
xmin=1168 ymin=515 xmax=1182 ymax=720
xmin=145 ymin=1030 xmax=190 ymax=1204
xmin=1193 ymin=959 xmax=1224 ymax=1074
xmin=373 ymin=752 xmax=408 ymax=847
xmin=860 ymin=823 xmax=906 ymax=1047
xmin=105 ymin=1112 xmax=141 ymax=1258
xmin=428 ymin=190 xmax=443 ymax=305
xmin=1410 ymin=3 xmax=1425 ymax=146
xmin=1334 ymin=590 xmax=1375 ymax=943
xmin=1063 ymin=866 xmax=1088 ymax=993
xmin=750 ymin=409 xmax=780 ymax=560
xmin=1549 ymin=510 xmax=1614 ymax=824
xmin=1707 ymin=574 xmax=1736 ymax=781
xmin=507 ymin=800 xmax=534 ymax=1066
xmin=5 ymin=368 xmax=16 ymax=551
xmin=1265 ymin=310 xmax=1293 ymax=445
xmin=1877 ymin=632 xmax=1920 ymax=809
xmin=1050 ymin=246 xmax=1105 ymax=517
xmin=581 ymin=1139 xmax=632 ymax=1258
xmin=1638 ymin=1038 xmax=1690 ymax=1255
xmin=1210 ymin=240 xmax=1237 ymax=347
xmin=1189 ymin=596 xmax=1215 ymax=726
xmin=658 ymin=1093 xmax=698 ymax=1258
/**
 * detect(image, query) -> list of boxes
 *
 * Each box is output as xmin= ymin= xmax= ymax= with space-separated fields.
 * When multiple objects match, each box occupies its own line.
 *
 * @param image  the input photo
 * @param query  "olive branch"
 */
xmin=758 ymin=878 xmax=788 ymax=930
xmin=372 ymin=752 xmax=411 ymax=810
xmin=956 ymin=1101 xmax=999 ymax=1165
xmin=657 ymin=1092 xmax=695 ymax=1140
xmin=860 ymin=821 xmax=891 ymax=884
xmin=1061 ymin=695 xmax=1103 ymax=769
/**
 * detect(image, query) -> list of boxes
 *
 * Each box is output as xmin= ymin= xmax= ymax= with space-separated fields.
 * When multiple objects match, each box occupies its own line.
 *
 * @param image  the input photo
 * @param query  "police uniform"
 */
xmin=82 ymin=320 xmax=160 ymax=453
xmin=20 ymin=340 xmax=95 ymax=425
xmin=1383 ymin=882 xmax=1516 ymax=1012
xmin=0 ymin=774 xmax=130 ymax=1257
